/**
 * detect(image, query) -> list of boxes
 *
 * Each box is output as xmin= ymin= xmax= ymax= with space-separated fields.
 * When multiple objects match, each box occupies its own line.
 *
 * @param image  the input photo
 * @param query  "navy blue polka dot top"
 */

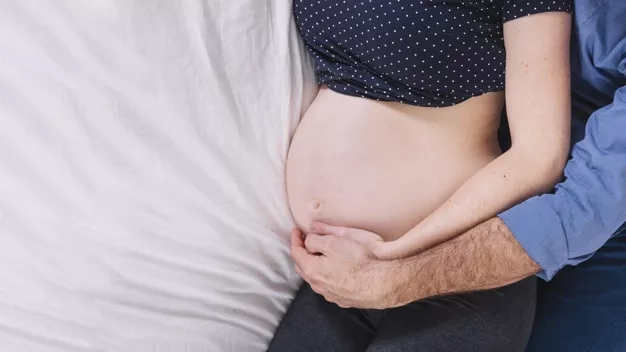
xmin=294 ymin=0 xmax=573 ymax=107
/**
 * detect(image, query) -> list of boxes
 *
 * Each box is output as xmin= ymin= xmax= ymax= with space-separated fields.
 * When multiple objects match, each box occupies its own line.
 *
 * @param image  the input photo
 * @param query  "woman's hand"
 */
xmin=307 ymin=221 xmax=384 ymax=253
xmin=291 ymin=222 xmax=411 ymax=309
xmin=306 ymin=221 xmax=430 ymax=261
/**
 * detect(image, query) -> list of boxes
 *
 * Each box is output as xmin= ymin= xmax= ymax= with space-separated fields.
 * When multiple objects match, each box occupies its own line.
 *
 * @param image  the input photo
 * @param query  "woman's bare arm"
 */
xmin=378 ymin=12 xmax=572 ymax=259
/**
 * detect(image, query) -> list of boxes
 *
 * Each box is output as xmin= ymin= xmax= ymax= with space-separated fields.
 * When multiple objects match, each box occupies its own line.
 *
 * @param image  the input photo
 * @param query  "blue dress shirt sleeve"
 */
xmin=499 ymin=80 xmax=626 ymax=280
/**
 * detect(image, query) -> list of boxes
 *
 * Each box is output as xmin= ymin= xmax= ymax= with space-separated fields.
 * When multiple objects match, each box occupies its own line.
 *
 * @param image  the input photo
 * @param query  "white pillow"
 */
xmin=0 ymin=1 xmax=316 ymax=351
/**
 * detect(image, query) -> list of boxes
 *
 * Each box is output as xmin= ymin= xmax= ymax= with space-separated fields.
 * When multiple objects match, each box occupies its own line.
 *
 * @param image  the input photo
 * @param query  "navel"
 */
xmin=309 ymin=198 xmax=323 ymax=211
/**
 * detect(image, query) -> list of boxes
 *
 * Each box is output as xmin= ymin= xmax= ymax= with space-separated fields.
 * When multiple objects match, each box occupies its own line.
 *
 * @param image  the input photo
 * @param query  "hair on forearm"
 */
xmin=393 ymin=217 xmax=540 ymax=305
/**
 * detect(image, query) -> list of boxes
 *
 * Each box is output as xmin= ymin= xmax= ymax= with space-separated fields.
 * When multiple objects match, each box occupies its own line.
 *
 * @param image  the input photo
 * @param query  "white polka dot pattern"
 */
xmin=294 ymin=0 xmax=572 ymax=107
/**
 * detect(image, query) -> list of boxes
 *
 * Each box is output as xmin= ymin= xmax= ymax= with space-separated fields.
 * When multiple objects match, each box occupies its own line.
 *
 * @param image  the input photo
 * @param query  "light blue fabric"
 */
xmin=499 ymin=0 xmax=626 ymax=280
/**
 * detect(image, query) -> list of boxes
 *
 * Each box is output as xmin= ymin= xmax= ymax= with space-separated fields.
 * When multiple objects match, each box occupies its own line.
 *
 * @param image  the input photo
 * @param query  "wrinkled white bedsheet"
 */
xmin=0 ymin=1 xmax=316 ymax=351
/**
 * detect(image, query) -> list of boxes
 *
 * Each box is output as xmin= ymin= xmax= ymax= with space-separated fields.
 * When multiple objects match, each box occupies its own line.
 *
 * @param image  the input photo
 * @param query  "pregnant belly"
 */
xmin=286 ymin=88 xmax=503 ymax=241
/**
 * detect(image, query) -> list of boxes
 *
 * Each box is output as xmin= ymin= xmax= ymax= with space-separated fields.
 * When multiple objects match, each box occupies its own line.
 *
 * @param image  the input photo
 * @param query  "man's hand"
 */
xmin=291 ymin=218 xmax=540 ymax=310
xmin=290 ymin=222 xmax=409 ymax=309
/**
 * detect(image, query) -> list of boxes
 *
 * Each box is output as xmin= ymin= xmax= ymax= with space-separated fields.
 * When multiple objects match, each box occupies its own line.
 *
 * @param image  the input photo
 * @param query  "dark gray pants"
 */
xmin=267 ymin=278 xmax=536 ymax=352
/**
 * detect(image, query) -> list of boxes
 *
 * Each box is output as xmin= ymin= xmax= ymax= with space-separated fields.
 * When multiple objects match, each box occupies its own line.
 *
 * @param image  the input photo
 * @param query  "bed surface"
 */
xmin=0 ymin=1 xmax=315 ymax=350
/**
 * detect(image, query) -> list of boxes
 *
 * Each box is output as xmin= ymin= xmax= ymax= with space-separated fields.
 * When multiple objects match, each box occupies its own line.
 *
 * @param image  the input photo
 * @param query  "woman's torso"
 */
xmin=287 ymin=88 xmax=503 ymax=241
xmin=287 ymin=0 xmax=513 ymax=241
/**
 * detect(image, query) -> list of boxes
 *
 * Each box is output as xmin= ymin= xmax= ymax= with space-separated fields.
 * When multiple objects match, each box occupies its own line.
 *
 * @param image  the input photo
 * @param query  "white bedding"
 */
xmin=0 ymin=1 xmax=316 ymax=351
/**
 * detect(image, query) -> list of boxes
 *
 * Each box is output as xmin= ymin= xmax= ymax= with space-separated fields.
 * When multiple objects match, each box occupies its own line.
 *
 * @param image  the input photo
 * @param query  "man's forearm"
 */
xmin=391 ymin=217 xmax=541 ymax=306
